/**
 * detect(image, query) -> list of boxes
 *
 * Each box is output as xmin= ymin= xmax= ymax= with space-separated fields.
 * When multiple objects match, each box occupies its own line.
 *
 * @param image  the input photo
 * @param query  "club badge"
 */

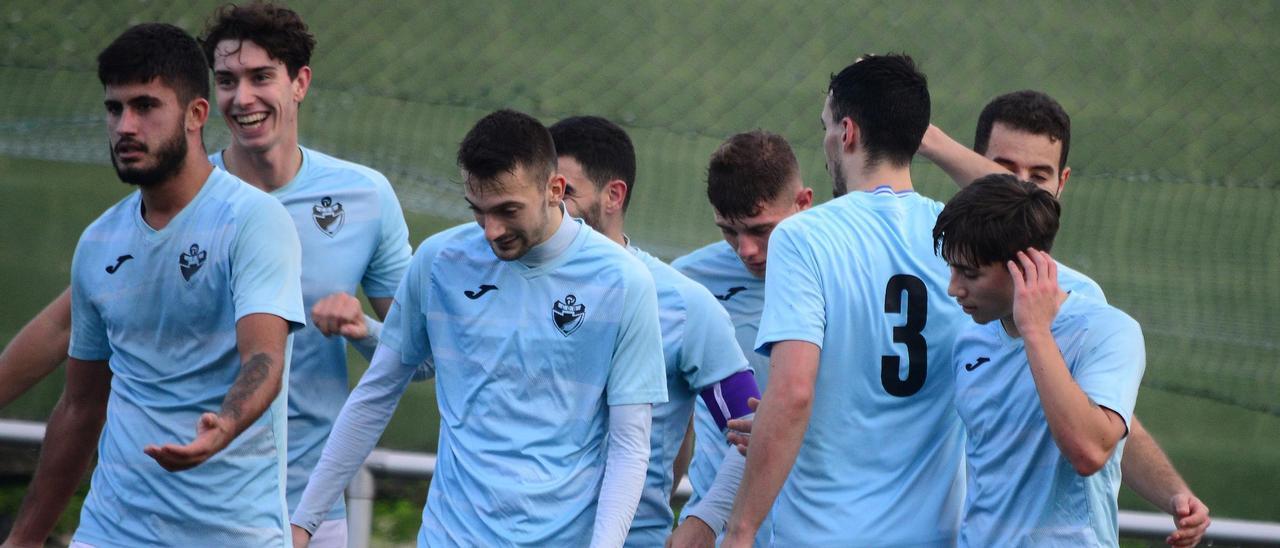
xmin=552 ymin=293 xmax=586 ymax=336
xmin=312 ymin=196 xmax=345 ymax=237
xmin=179 ymin=243 xmax=207 ymax=281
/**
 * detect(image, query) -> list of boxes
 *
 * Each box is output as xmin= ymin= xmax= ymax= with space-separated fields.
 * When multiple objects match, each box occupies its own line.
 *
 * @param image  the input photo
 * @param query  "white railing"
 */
xmin=2 ymin=419 xmax=1278 ymax=547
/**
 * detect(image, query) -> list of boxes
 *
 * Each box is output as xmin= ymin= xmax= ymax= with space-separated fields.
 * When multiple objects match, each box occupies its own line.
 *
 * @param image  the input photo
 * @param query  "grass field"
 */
xmin=1 ymin=0 xmax=1278 ymax=540
xmin=1 ymin=156 xmax=1277 ymax=529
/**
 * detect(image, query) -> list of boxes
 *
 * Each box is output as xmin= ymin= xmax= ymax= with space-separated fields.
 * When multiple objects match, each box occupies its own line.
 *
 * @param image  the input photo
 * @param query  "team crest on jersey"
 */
xmin=312 ymin=196 xmax=345 ymax=237
xmin=179 ymin=243 xmax=207 ymax=281
xmin=552 ymin=293 xmax=586 ymax=336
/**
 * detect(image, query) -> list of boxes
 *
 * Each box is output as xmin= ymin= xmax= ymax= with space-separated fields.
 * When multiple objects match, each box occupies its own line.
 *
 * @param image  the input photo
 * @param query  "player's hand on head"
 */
xmin=311 ymin=292 xmax=367 ymax=339
xmin=1008 ymin=249 xmax=1062 ymax=336
xmin=726 ymin=397 xmax=759 ymax=456
xmin=667 ymin=516 xmax=717 ymax=548
xmin=142 ymin=412 xmax=233 ymax=472
xmin=1166 ymin=493 xmax=1209 ymax=547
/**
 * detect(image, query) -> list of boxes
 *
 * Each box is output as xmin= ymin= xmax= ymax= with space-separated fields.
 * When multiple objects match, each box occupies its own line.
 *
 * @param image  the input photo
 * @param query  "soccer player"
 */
xmin=919 ymin=90 xmax=1210 ymax=546
xmin=548 ymin=116 xmax=760 ymax=547
xmin=724 ymin=54 xmax=968 ymax=547
xmin=669 ymin=130 xmax=813 ymax=546
xmin=0 ymin=5 xmax=413 ymax=545
xmin=201 ymin=5 xmax=412 ymax=544
xmin=934 ymin=173 xmax=1146 ymax=545
xmin=290 ymin=109 xmax=667 ymax=547
xmin=2 ymin=23 xmax=304 ymax=547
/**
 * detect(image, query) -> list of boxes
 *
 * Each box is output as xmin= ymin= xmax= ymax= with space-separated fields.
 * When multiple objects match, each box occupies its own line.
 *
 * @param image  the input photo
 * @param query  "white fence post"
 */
xmin=346 ymin=466 xmax=376 ymax=548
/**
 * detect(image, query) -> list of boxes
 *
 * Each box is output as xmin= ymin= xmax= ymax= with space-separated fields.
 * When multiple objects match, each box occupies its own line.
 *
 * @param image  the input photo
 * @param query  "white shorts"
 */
xmin=310 ymin=518 xmax=349 ymax=548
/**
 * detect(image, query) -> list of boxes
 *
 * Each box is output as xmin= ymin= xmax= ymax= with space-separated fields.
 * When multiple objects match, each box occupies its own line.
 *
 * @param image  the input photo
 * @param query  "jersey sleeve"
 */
xmin=754 ymin=220 xmax=825 ymax=355
xmin=679 ymin=284 xmax=751 ymax=391
xmin=380 ymin=239 xmax=435 ymax=367
xmin=68 ymin=242 xmax=111 ymax=361
xmin=1073 ymin=311 xmax=1146 ymax=427
xmin=229 ymin=196 xmax=306 ymax=330
xmin=360 ymin=175 xmax=412 ymax=298
xmin=606 ymin=267 xmax=668 ymax=405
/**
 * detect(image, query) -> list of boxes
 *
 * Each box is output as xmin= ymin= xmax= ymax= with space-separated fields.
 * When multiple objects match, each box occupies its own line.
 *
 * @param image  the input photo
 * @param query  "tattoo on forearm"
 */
xmin=220 ymin=353 xmax=273 ymax=423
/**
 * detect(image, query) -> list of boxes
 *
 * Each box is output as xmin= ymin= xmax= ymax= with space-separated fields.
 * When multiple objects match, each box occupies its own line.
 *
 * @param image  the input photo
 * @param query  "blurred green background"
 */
xmin=2 ymin=0 xmax=1278 ymax=543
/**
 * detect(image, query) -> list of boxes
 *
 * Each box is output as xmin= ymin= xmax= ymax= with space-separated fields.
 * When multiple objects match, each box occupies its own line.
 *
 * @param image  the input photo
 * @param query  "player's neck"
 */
xmin=139 ymin=153 xmax=214 ymax=231
xmin=599 ymin=213 xmax=626 ymax=247
xmin=846 ymin=163 xmax=914 ymax=194
xmin=519 ymin=206 xmax=578 ymax=268
xmin=224 ymin=139 xmax=302 ymax=193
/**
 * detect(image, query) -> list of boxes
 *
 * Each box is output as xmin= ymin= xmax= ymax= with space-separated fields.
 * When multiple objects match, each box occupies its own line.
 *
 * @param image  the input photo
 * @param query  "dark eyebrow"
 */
xmin=992 ymin=155 xmax=1055 ymax=173
xmin=465 ymin=198 xmax=523 ymax=212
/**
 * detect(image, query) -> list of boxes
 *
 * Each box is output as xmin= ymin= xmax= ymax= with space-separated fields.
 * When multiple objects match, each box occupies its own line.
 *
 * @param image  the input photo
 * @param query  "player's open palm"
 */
xmin=1008 ymin=249 xmax=1062 ymax=336
xmin=143 ymin=412 xmax=233 ymax=472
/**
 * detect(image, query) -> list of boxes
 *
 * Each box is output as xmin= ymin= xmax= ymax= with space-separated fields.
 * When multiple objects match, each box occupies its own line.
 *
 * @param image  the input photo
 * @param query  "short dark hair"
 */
xmin=974 ymin=90 xmax=1071 ymax=171
xmin=458 ymin=109 xmax=557 ymax=186
xmin=933 ymin=173 xmax=1061 ymax=268
xmin=98 ymin=23 xmax=209 ymax=104
xmin=200 ymin=2 xmax=316 ymax=79
xmin=828 ymin=54 xmax=930 ymax=168
xmin=549 ymin=116 xmax=637 ymax=210
xmin=706 ymin=131 xmax=800 ymax=220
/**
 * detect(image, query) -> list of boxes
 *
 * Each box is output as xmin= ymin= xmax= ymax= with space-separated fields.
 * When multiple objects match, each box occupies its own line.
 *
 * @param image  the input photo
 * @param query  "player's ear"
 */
xmin=605 ymin=179 xmax=628 ymax=213
xmin=292 ymin=65 xmax=312 ymax=104
xmin=841 ymin=116 xmax=860 ymax=153
xmin=1056 ymin=166 xmax=1071 ymax=198
xmin=186 ymin=97 xmax=210 ymax=132
xmin=546 ymin=172 xmax=566 ymax=205
xmin=793 ymin=186 xmax=814 ymax=211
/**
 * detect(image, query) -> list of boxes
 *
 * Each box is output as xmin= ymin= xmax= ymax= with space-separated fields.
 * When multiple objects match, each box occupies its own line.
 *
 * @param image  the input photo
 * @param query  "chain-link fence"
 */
xmin=2 ymin=1 xmax=1277 ymax=416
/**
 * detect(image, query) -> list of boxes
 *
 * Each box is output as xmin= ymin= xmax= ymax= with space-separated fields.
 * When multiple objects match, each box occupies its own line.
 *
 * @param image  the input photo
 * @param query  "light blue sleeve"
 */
xmin=679 ymin=284 xmax=751 ymax=391
xmin=379 ymin=240 xmax=433 ymax=368
xmin=68 ymin=243 xmax=110 ymax=362
xmin=1073 ymin=312 xmax=1146 ymax=427
xmin=230 ymin=196 xmax=306 ymax=330
xmin=606 ymin=268 xmax=668 ymax=406
xmin=360 ymin=176 xmax=412 ymax=298
xmin=292 ymin=343 xmax=418 ymax=532
xmin=754 ymin=221 xmax=825 ymax=355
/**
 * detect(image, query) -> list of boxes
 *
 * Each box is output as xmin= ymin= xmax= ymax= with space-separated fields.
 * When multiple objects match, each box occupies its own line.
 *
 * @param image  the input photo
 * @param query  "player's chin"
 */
xmin=489 ymin=240 xmax=526 ymax=261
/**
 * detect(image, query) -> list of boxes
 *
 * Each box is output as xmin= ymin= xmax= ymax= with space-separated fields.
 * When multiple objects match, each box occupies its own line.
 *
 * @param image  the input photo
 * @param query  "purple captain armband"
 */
xmin=698 ymin=370 xmax=761 ymax=431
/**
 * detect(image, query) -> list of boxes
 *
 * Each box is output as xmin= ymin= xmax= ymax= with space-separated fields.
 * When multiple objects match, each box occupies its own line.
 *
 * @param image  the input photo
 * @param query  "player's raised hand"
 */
xmin=143 ymin=412 xmax=233 ymax=472
xmin=311 ymin=292 xmax=367 ymax=339
xmin=1008 ymin=249 xmax=1062 ymax=337
xmin=726 ymin=397 xmax=759 ymax=456
xmin=1166 ymin=493 xmax=1210 ymax=546
xmin=667 ymin=515 xmax=717 ymax=548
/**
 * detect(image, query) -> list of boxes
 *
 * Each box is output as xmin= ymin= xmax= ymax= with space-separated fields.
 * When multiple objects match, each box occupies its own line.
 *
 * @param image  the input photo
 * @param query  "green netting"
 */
xmin=1 ymin=1 xmax=1277 ymax=414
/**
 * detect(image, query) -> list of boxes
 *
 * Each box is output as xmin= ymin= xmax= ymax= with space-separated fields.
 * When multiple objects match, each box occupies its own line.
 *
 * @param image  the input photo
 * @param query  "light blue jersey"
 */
xmin=754 ymin=187 xmax=968 ymax=547
xmin=68 ymin=167 xmax=305 ymax=547
xmin=214 ymin=147 xmax=411 ymax=519
xmin=380 ymin=218 xmax=667 ymax=546
xmin=672 ymin=241 xmax=772 ymax=545
xmin=1057 ymin=261 xmax=1105 ymax=302
xmin=626 ymin=246 xmax=750 ymax=547
xmin=953 ymin=293 xmax=1145 ymax=547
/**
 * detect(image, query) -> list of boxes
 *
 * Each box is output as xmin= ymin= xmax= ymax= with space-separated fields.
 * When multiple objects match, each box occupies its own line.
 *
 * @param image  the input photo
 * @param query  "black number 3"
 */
xmin=882 ymin=274 xmax=928 ymax=397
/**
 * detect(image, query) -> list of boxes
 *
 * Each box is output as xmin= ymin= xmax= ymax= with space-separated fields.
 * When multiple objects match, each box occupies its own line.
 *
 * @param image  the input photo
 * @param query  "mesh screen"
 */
xmin=2 ymin=1 xmax=1277 ymax=414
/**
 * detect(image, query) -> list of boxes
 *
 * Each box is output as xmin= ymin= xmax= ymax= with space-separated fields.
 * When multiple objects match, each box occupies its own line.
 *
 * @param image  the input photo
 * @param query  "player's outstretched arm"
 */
xmin=292 ymin=342 xmax=419 ymax=541
xmin=0 ymin=288 xmax=72 ymax=409
xmin=1121 ymin=418 xmax=1210 ymax=547
xmin=144 ymin=313 xmax=288 ymax=471
xmin=2 ymin=358 xmax=110 ymax=548
xmin=1012 ymin=250 xmax=1127 ymax=475
xmin=723 ymin=340 xmax=819 ymax=548
xmin=917 ymin=124 xmax=1008 ymax=188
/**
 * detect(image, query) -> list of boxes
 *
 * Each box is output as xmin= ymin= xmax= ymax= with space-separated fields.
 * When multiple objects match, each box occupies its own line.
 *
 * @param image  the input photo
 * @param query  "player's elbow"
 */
xmin=1064 ymin=442 xmax=1113 ymax=476
xmin=773 ymin=382 xmax=814 ymax=415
